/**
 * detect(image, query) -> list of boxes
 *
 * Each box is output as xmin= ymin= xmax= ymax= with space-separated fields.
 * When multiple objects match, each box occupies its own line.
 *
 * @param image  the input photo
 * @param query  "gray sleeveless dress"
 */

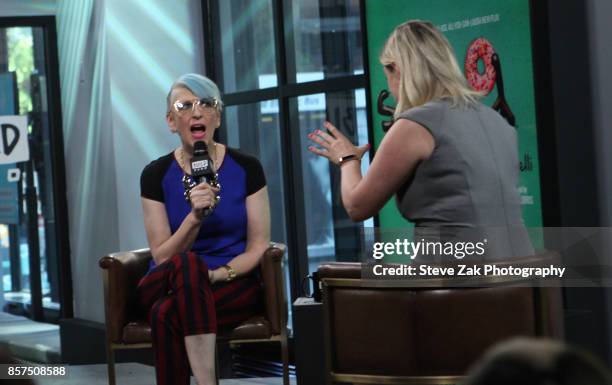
xmin=396 ymin=99 xmax=533 ymax=260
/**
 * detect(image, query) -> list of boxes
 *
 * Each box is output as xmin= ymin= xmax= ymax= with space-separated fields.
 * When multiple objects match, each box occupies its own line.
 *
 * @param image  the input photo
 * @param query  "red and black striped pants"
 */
xmin=137 ymin=252 xmax=262 ymax=385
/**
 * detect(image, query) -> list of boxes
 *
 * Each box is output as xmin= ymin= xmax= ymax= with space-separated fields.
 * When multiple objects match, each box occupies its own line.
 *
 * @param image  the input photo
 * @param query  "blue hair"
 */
xmin=166 ymin=73 xmax=223 ymax=111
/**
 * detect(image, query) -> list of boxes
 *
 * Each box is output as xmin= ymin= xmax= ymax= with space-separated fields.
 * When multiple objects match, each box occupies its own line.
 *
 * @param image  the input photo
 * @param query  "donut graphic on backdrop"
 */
xmin=465 ymin=37 xmax=497 ymax=94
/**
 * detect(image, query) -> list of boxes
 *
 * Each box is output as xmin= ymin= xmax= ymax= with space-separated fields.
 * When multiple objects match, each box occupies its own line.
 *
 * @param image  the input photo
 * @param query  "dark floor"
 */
xmin=36 ymin=363 xmax=293 ymax=385
xmin=0 ymin=312 xmax=294 ymax=385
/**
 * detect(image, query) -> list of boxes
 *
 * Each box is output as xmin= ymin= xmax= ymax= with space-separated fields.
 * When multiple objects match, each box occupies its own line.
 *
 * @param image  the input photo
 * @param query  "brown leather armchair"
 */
xmin=99 ymin=243 xmax=289 ymax=385
xmin=318 ymin=250 xmax=564 ymax=385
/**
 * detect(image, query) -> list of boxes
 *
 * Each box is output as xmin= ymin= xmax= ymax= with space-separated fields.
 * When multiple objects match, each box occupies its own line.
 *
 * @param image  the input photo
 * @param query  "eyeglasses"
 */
xmin=173 ymin=98 xmax=219 ymax=116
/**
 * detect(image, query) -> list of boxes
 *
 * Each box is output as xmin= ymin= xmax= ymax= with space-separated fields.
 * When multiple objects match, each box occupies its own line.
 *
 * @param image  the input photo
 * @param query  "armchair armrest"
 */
xmin=259 ymin=243 xmax=287 ymax=335
xmin=317 ymin=262 xmax=362 ymax=280
xmin=99 ymin=248 xmax=152 ymax=343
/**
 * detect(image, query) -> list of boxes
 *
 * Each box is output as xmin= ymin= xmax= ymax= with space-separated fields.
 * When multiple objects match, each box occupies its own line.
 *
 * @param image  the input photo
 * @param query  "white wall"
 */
xmin=57 ymin=0 xmax=119 ymax=324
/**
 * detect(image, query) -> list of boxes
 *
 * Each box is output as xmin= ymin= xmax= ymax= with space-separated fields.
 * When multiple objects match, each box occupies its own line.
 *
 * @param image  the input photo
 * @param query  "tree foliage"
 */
xmin=7 ymin=27 xmax=34 ymax=115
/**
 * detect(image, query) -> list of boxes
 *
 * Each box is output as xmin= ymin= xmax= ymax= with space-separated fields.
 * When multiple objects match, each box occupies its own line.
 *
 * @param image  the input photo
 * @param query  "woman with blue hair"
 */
xmin=138 ymin=73 xmax=270 ymax=385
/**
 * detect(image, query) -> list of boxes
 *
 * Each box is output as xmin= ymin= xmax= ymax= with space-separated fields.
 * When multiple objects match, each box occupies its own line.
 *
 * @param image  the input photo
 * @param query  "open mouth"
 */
xmin=190 ymin=124 xmax=206 ymax=139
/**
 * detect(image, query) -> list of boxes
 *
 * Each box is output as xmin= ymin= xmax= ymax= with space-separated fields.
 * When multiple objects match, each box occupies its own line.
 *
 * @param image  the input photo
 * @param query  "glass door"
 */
xmin=0 ymin=17 xmax=71 ymax=322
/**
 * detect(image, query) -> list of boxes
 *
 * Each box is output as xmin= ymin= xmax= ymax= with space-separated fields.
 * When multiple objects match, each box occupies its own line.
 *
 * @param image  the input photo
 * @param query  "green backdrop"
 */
xmin=366 ymin=0 xmax=543 ymax=230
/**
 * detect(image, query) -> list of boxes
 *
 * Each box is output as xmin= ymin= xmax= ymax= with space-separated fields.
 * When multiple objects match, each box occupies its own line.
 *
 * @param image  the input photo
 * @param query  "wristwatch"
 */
xmin=338 ymin=154 xmax=358 ymax=166
xmin=221 ymin=265 xmax=237 ymax=281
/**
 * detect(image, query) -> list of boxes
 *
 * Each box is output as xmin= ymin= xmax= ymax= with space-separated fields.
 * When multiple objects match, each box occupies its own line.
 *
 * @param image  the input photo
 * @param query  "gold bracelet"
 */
xmin=221 ymin=264 xmax=236 ymax=281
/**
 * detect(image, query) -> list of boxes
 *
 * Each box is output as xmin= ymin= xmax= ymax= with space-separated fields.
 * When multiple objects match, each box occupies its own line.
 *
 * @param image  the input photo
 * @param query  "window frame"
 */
xmin=201 ymin=0 xmax=376 ymax=302
xmin=0 ymin=16 xmax=72 ymax=321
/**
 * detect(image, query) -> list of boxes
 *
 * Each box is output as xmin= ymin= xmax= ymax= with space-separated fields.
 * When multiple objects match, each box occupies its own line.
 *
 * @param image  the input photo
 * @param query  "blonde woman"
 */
xmin=308 ymin=20 xmax=532 ymax=259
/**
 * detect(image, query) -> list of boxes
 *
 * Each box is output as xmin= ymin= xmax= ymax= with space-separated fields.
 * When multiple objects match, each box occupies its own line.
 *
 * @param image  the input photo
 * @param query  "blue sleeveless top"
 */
xmin=140 ymin=147 xmax=266 ymax=270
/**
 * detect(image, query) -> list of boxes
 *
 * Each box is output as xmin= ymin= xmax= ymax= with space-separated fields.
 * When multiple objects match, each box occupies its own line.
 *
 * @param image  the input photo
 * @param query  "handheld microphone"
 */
xmin=187 ymin=141 xmax=221 ymax=215
xmin=191 ymin=141 xmax=217 ymax=185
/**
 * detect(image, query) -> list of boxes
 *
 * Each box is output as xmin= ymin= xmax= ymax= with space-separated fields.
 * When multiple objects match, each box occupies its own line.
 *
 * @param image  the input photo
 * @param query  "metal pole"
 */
xmin=25 ymin=144 xmax=43 ymax=321
xmin=8 ymin=225 xmax=21 ymax=291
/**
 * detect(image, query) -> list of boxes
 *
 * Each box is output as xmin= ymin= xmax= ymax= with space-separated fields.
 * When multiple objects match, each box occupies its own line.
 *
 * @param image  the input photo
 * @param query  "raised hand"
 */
xmin=307 ymin=121 xmax=369 ymax=165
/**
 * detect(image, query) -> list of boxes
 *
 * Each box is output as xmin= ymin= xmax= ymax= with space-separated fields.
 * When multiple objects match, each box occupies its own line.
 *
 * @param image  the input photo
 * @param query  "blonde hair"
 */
xmin=380 ymin=20 xmax=481 ymax=118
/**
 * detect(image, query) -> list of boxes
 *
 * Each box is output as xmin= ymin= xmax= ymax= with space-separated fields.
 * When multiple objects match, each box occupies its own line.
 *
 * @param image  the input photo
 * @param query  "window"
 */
xmin=217 ymin=0 xmax=277 ymax=92
xmin=204 ymin=0 xmax=372 ymax=326
xmin=290 ymin=89 xmax=372 ymax=274
xmin=0 ymin=18 xmax=71 ymax=322
xmin=224 ymin=100 xmax=288 ymax=253
xmin=289 ymin=0 xmax=363 ymax=82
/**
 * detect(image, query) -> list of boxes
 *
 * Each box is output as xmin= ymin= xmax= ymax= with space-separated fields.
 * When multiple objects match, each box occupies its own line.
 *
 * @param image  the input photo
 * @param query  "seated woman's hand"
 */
xmin=208 ymin=269 xmax=217 ymax=284
xmin=189 ymin=182 xmax=221 ymax=220
xmin=307 ymin=121 xmax=369 ymax=165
